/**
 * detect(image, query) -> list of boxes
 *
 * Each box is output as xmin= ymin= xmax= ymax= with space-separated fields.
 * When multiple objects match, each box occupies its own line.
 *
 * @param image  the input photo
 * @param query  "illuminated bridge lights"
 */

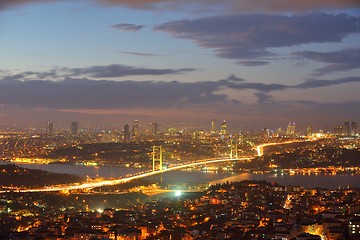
xmin=255 ymin=140 xmax=303 ymax=157
xmin=1 ymin=157 xmax=250 ymax=193
xmin=0 ymin=140 xmax=307 ymax=194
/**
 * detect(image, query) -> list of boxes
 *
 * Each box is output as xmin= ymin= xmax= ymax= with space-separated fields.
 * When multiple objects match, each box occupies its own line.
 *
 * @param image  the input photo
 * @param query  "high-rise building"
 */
xmin=46 ymin=121 xmax=54 ymax=135
xmin=211 ymin=119 xmax=216 ymax=133
xmin=334 ymin=125 xmax=344 ymax=135
xmin=306 ymin=126 xmax=312 ymax=136
xmin=133 ymin=120 xmax=139 ymax=139
xmin=123 ymin=124 xmax=130 ymax=141
xmin=286 ymin=122 xmax=296 ymax=136
xmin=351 ymin=121 xmax=358 ymax=136
xmin=151 ymin=122 xmax=159 ymax=135
xmin=220 ymin=120 xmax=227 ymax=135
xmin=262 ymin=128 xmax=270 ymax=138
xmin=71 ymin=122 xmax=78 ymax=135
xmin=344 ymin=121 xmax=350 ymax=136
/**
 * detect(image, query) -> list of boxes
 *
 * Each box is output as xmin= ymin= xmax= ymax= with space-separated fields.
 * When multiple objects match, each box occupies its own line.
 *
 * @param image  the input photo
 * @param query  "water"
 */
xmin=0 ymin=162 xmax=141 ymax=178
xmin=206 ymin=172 xmax=360 ymax=189
xmin=144 ymin=171 xmax=360 ymax=189
xmin=2 ymin=162 xmax=360 ymax=189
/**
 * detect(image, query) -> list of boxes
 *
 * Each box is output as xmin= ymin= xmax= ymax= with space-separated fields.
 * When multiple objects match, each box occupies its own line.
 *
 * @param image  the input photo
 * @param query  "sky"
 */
xmin=0 ymin=0 xmax=359 ymax=132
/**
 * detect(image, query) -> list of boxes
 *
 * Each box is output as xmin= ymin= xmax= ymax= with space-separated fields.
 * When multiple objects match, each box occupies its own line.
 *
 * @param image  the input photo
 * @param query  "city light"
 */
xmin=175 ymin=190 xmax=182 ymax=197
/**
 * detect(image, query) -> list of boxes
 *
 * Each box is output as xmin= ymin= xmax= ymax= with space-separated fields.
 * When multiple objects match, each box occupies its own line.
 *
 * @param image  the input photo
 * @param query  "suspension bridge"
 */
xmin=0 ymin=140 xmax=298 ymax=193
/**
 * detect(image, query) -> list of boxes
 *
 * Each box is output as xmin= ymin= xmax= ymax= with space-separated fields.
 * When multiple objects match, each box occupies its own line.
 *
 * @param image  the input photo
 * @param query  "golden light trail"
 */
xmin=255 ymin=140 xmax=305 ymax=156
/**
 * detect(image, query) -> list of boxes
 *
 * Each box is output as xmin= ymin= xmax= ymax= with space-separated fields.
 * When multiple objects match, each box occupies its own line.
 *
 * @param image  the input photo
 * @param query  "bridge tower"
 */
xmin=229 ymin=139 xmax=238 ymax=159
xmin=152 ymin=146 xmax=163 ymax=172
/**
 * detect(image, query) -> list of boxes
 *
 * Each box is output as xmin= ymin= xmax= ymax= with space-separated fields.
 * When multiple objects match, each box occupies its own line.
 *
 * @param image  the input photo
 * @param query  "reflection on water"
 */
xmin=1 ymin=162 xmax=360 ymax=189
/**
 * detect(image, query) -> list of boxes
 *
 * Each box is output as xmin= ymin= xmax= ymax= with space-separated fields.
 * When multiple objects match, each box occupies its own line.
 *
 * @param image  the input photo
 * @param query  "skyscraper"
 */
xmin=262 ymin=128 xmax=270 ymax=138
xmin=286 ymin=122 xmax=296 ymax=136
xmin=306 ymin=126 xmax=312 ymax=136
xmin=71 ymin=122 xmax=78 ymax=135
xmin=351 ymin=121 xmax=358 ymax=136
xmin=333 ymin=125 xmax=344 ymax=135
xmin=152 ymin=122 xmax=159 ymax=135
xmin=211 ymin=119 xmax=216 ymax=133
xmin=344 ymin=121 xmax=350 ymax=136
xmin=220 ymin=120 xmax=227 ymax=135
xmin=133 ymin=120 xmax=140 ymax=139
xmin=46 ymin=121 xmax=53 ymax=135
xmin=123 ymin=124 xmax=130 ymax=141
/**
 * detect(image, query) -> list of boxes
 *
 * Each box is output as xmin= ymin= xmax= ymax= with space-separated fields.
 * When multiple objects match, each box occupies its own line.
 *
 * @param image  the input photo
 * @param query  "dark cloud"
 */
xmin=222 ymin=74 xmax=244 ymax=82
xmin=112 ymin=23 xmax=144 ymax=32
xmin=221 ymin=75 xmax=360 ymax=92
xmin=0 ymin=73 xmax=359 ymax=128
xmin=295 ymin=48 xmax=360 ymax=76
xmin=2 ymin=70 xmax=359 ymax=112
xmin=1 ymin=64 xmax=359 ymax=116
xmin=217 ymin=75 xmax=289 ymax=92
xmin=254 ymin=92 xmax=273 ymax=103
xmin=64 ymin=64 xmax=196 ymax=78
xmin=0 ymin=71 xmax=51 ymax=82
xmin=0 ymin=78 xmax=229 ymax=109
xmin=155 ymin=13 xmax=360 ymax=63
xmin=0 ymin=73 xmax=287 ymax=110
xmin=1 ymin=65 xmax=194 ymax=81
xmin=237 ymin=61 xmax=270 ymax=66
xmin=295 ymin=77 xmax=360 ymax=89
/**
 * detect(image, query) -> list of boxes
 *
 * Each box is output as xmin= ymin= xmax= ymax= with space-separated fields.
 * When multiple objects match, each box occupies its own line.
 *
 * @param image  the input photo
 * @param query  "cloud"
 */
xmin=155 ymin=13 xmax=360 ymax=63
xmin=0 ymin=77 xmax=230 ymax=109
xmin=0 ymin=71 xmax=59 ymax=82
xmin=220 ymin=75 xmax=360 ymax=92
xmin=63 ymin=64 xmax=195 ymax=78
xmin=0 ymin=65 xmax=194 ymax=81
xmin=112 ymin=23 xmax=144 ymax=32
xmin=295 ymin=77 xmax=360 ymax=89
xmin=295 ymin=48 xmax=360 ymax=76
xmin=98 ymin=0 xmax=360 ymax=12
xmin=0 ymin=0 xmax=54 ymax=10
xmin=0 ymin=72 xmax=359 ymax=128
xmin=254 ymin=92 xmax=273 ymax=103
xmin=1 ymin=0 xmax=359 ymax=13
xmin=222 ymin=74 xmax=244 ymax=82
xmin=2 ymin=70 xmax=359 ymax=112
xmin=237 ymin=61 xmax=270 ymax=66
xmin=0 ymin=73 xmax=279 ymax=110
xmin=119 ymin=51 xmax=161 ymax=57
xmin=221 ymin=77 xmax=288 ymax=92
xmin=1 ymin=59 xmax=359 ymax=124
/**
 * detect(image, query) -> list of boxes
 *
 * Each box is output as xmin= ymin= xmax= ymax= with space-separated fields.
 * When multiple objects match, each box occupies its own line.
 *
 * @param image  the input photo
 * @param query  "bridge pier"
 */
xmin=230 ymin=139 xmax=238 ymax=159
xmin=152 ymin=146 xmax=163 ymax=172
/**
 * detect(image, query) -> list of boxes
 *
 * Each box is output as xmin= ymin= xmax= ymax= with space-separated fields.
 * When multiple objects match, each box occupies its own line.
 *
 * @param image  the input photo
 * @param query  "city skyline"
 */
xmin=0 ymin=1 xmax=359 ymax=129
xmin=1 ymin=118 xmax=358 ymax=138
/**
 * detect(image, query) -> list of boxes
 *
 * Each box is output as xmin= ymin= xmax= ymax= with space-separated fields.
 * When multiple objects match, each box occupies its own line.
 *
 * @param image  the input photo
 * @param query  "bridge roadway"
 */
xmin=255 ymin=140 xmax=307 ymax=157
xmin=1 ymin=140 xmax=302 ymax=193
xmin=1 ymin=157 xmax=251 ymax=193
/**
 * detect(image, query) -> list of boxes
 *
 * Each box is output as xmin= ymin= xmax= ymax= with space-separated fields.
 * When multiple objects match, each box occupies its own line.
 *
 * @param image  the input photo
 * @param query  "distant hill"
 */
xmin=0 ymin=164 xmax=83 ymax=188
